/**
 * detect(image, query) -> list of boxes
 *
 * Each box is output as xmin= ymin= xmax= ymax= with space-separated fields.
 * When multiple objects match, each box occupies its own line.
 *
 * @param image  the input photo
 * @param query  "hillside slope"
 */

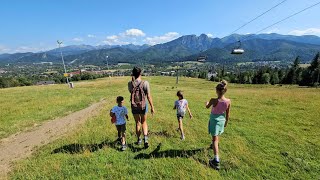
xmin=2 ymin=77 xmax=319 ymax=179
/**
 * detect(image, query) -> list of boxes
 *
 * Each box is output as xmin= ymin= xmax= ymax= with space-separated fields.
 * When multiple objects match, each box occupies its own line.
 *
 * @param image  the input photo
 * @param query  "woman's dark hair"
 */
xmin=177 ymin=90 xmax=184 ymax=99
xmin=116 ymin=96 xmax=124 ymax=102
xmin=216 ymin=80 xmax=228 ymax=95
xmin=132 ymin=67 xmax=142 ymax=79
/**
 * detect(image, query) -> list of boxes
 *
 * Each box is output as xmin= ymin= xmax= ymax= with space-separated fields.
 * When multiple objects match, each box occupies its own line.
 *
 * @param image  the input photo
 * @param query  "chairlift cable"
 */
xmin=242 ymin=1 xmax=320 ymax=42
xmin=229 ymin=0 xmax=288 ymax=35
xmin=228 ymin=0 xmax=287 ymax=54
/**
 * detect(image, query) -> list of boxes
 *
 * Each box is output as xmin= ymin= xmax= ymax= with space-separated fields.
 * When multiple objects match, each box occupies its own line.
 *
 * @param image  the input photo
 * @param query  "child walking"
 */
xmin=206 ymin=80 xmax=231 ymax=170
xmin=110 ymin=96 xmax=129 ymax=151
xmin=173 ymin=91 xmax=193 ymax=140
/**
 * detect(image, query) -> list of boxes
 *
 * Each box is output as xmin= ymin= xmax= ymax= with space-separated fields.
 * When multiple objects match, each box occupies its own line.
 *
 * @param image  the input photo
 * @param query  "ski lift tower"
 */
xmin=106 ymin=55 xmax=109 ymax=71
xmin=57 ymin=40 xmax=72 ymax=88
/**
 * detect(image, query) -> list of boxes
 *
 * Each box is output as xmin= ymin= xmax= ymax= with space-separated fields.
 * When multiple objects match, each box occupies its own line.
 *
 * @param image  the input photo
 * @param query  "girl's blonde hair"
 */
xmin=216 ymin=80 xmax=228 ymax=95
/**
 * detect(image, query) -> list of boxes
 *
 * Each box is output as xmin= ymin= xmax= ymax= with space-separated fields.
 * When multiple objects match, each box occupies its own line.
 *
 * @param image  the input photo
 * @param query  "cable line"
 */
xmin=230 ymin=0 xmax=288 ymax=35
xmin=242 ymin=1 xmax=320 ymax=41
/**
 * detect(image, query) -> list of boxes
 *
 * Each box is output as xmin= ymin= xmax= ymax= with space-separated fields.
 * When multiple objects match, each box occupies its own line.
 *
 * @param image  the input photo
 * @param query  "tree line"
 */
xmin=0 ymin=73 xmax=107 ymax=88
xmin=209 ymin=52 xmax=320 ymax=87
xmin=1 ymin=52 xmax=319 ymax=88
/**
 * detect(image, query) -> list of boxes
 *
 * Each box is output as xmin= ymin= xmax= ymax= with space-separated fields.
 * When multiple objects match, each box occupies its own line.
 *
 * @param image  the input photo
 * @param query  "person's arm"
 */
xmin=125 ymin=108 xmax=129 ymax=121
xmin=225 ymin=103 xmax=231 ymax=127
xmin=128 ymin=81 xmax=132 ymax=93
xmin=147 ymin=93 xmax=155 ymax=115
xmin=186 ymin=104 xmax=193 ymax=119
xmin=109 ymin=109 xmax=114 ymax=117
xmin=173 ymin=101 xmax=177 ymax=110
xmin=206 ymin=98 xmax=216 ymax=109
xmin=145 ymin=81 xmax=155 ymax=115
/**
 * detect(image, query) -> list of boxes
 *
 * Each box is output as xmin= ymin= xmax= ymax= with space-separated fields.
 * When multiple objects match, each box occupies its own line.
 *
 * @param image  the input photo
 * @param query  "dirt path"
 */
xmin=0 ymin=100 xmax=106 ymax=179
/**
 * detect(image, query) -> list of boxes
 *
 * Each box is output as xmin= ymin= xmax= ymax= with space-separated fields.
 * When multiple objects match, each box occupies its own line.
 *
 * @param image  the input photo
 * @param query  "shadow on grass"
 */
xmin=127 ymin=143 xmax=146 ymax=153
xmin=52 ymin=138 xmax=152 ymax=154
xmin=52 ymin=141 xmax=212 ymax=168
xmin=148 ymin=130 xmax=172 ymax=138
xmin=52 ymin=139 xmax=122 ymax=154
xmin=134 ymin=143 xmax=206 ymax=160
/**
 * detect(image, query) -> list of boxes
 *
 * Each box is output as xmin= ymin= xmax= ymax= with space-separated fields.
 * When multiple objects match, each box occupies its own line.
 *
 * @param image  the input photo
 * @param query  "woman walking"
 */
xmin=128 ymin=67 xmax=155 ymax=148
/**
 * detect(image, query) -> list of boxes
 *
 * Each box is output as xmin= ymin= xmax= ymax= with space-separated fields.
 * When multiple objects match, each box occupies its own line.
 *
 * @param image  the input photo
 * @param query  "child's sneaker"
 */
xmin=121 ymin=144 xmax=127 ymax=151
xmin=144 ymin=136 xmax=149 ymax=149
xmin=135 ymin=138 xmax=142 ymax=145
xmin=181 ymin=135 xmax=185 ymax=141
xmin=116 ymin=137 xmax=122 ymax=143
xmin=209 ymin=159 xmax=220 ymax=170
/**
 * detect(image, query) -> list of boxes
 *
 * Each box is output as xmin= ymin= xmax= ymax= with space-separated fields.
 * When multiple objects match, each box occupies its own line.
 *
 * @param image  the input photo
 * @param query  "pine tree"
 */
xmin=310 ymin=52 xmax=320 ymax=85
xmin=300 ymin=52 xmax=320 ymax=86
xmin=284 ymin=56 xmax=301 ymax=84
xmin=270 ymin=71 xmax=279 ymax=85
xmin=261 ymin=73 xmax=270 ymax=84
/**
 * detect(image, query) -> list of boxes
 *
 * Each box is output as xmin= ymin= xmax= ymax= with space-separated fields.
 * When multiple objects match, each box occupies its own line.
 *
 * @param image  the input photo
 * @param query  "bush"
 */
xmin=261 ymin=73 xmax=270 ymax=84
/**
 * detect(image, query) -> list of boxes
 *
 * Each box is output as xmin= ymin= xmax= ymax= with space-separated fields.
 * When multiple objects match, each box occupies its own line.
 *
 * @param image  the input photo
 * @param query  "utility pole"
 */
xmin=317 ymin=64 xmax=320 ymax=88
xmin=57 ymin=40 xmax=69 ymax=85
xmin=176 ymin=67 xmax=179 ymax=84
xmin=176 ymin=62 xmax=181 ymax=84
xmin=106 ymin=55 xmax=109 ymax=71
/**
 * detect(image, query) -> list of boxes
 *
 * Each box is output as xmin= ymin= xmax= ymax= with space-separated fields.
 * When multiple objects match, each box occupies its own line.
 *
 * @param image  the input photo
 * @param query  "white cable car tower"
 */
xmin=57 ymin=40 xmax=72 ymax=87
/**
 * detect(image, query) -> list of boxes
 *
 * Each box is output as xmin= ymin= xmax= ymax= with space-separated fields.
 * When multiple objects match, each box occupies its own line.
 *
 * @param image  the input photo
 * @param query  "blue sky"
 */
xmin=0 ymin=0 xmax=320 ymax=53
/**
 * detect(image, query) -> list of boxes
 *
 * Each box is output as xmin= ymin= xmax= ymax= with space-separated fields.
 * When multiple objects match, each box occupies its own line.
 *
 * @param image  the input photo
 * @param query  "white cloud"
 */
xmin=14 ymin=46 xmax=41 ymax=53
xmin=102 ymin=35 xmax=129 ymax=45
xmin=87 ymin=34 xmax=96 ymax=38
xmin=0 ymin=45 xmax=11 ymax=53
xmin=264 ymin=28 xmax=280 ymax=34
xmin=72 ymin=37 xmax=84 ymax=42
xmin=101 ymin=29 xmax=145 ymax=45
xmin=123 ymin=28 xmax=146 ymax=37
xmin=144 ymin=32 xmax=180 ymax=45
xmin=0 ymin=44 xmax=57 ymax=54
xmin=288 ymin=28 xmax=320 ymax=36
xmin=106 ymin=35 xmax=119 ymax=40
xmin=207 ymin=33 xmax=214 ymax=38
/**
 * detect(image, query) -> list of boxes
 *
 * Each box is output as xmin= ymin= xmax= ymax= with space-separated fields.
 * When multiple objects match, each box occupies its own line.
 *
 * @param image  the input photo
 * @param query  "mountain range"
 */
xmin=1 ymin=33 xmax=320 ymax=65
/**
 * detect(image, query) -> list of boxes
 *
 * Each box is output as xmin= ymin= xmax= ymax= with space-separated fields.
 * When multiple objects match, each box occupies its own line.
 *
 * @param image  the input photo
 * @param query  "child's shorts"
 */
xmin=208 ymin=114 xmax=226 ymax=136
xmin=116 ymin=124 xmax=126 ymax=133
xmin=177 ymin=114 xmax=184 ymax=120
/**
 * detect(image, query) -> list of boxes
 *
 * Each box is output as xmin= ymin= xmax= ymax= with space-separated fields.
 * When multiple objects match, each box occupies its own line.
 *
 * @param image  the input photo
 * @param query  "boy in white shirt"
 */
xmin=110 ymin=96 xmax=129 ymax=151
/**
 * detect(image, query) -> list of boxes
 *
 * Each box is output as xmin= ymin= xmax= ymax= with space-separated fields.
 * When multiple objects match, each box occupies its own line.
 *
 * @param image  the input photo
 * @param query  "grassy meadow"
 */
xmin=2 ymin=76 xmax=319 ymax=179
xmin=0 ymin=77 xmax=126 ymax=139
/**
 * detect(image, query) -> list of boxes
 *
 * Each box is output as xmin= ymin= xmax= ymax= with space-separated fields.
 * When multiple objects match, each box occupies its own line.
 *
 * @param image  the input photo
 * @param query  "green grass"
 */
xmin=0 ymin=77 xmax=126 ymax=139
xmin=5 ymin=77 xmax=320 ymax=179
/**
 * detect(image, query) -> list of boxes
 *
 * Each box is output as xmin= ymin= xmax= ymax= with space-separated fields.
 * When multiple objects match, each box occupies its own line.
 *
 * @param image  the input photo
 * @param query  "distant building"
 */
xmin=69 ymin=71 xmax=81 ymax=76
xmin=41 ymin=62 xmax=53 ymax=65
xmin=161 ymin=72 xmax=170 ymax=76
xmin=33 ymin=62 xmax=53 ymax=65
xmin=36 ymin=81 xmax=55 ymax=85
xmin=207 ymin=72 xmax=218 ymax=80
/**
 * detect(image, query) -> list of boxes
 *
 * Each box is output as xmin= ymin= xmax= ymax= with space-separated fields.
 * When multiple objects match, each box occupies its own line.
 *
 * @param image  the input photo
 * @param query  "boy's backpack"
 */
xmin=131 ymin=81 xmax=146 ymax=111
